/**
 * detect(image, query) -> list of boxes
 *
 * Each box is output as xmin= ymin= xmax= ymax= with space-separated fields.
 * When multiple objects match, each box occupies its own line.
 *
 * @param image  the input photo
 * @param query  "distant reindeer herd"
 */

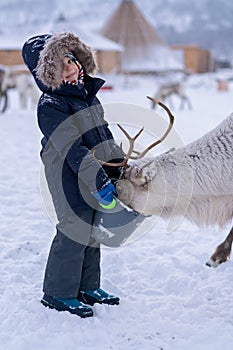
xmin=0 ymin=64 xmax=39 ymax=112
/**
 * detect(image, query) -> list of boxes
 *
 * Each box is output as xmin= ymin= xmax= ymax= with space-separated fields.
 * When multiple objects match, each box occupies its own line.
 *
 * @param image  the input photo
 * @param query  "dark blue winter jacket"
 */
xmin=22 ymin=34 xmax=124 ymax=214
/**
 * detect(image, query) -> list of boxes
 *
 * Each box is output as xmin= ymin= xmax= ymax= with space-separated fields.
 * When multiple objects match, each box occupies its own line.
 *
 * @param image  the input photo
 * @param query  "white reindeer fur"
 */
xmin=117 ymin=114 xmax=233 ymax=228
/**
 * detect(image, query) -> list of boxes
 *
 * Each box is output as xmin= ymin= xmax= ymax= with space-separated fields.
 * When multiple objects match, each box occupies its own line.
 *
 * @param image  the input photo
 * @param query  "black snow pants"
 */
xmin=41 ymin=152 xmax=101 ymax=298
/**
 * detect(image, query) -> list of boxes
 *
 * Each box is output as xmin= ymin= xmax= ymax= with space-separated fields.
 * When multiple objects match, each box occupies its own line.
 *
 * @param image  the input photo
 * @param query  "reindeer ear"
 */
xmin=142 ymin=160 xmax=158 ymax=182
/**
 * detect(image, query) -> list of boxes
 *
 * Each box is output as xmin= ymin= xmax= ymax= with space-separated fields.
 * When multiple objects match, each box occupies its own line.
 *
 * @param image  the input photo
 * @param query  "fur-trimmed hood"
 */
xmin=22 ymin=32 xmax=98 ymax=90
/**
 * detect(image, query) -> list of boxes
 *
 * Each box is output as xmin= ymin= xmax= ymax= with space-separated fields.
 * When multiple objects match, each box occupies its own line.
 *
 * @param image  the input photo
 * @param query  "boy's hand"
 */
xmin=93 ymin=183 xmax=117 ymax=209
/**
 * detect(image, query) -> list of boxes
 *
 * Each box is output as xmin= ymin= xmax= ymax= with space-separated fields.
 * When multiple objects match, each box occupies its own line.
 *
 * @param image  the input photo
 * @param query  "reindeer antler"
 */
xmin=96 ymin=126 xmax=144 ymax=169
xmin=133 ymin=97 xmax=175 ymax=159
xmin=95 ymin=98 xmax=175 ymax=168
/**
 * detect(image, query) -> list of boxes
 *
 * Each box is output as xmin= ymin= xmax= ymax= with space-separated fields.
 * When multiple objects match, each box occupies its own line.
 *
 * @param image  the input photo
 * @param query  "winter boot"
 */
xmin=78 ymin=288 xmax=120 ymax=306
xmin=41 ymin=294 xmax=93 ymax=318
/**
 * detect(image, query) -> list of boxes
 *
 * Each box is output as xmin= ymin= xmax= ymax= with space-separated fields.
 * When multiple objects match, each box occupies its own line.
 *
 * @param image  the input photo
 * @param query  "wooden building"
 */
xmin=0 ymin=37 xmax=25 ymax=66
xmin=171 ymin=44 xmax=212 ymax=73
xmin=0 ymin=49 xmax=24 ymax=66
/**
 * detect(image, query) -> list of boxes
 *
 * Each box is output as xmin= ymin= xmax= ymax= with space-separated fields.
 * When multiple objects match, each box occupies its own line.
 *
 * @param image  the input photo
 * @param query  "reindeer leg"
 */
xmin=187 ymin=97 xmax=192 ymax=110
xmin=0 ymin=90 xmax=8 ymax=113
xmin=166 ymin=96 xmax=173 ymax=110
xmin=206 ymin=227 xmax=233 ymax=267
xmin=179 ymin=97 xmax=185 ymax=110
xmin=151 ymin=99 xmax=156 ymax=110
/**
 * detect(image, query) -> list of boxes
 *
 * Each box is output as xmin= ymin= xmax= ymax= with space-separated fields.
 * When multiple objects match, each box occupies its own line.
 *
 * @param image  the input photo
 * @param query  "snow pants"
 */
xmin=43 ymin=227 xmax=100 ymax=298
xmin=41 ymin=152 xmax=101 ymax=298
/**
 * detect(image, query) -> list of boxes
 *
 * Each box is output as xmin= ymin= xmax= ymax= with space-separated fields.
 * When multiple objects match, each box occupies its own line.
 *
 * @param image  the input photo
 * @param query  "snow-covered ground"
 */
xmin=0 ymin=71 xmax=233 ymax=350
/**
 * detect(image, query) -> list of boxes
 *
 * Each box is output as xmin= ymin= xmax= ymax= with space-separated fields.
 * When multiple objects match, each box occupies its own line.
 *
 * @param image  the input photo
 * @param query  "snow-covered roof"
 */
xmin=41 ymin=16 xmax=123 ymax=52
xmin=0 ymin=34 xmax=29 ymax=50
xmin=0 ymin=16 xmax=123 ymax=52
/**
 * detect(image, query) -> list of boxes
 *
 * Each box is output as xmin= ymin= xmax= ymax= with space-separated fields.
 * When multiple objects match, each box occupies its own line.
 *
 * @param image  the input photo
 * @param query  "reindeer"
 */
xmin=0 ymin=66 xmax=9 ymax=113
xmin=0 ymin=64 xmax=39 ymax=112
xmin=99 ymin=98 xmax=233 ymax=268
xmin=14 ymin=73 xmax=40 ymax=109
xmin=151 ymin=81 xmax=192 ymax=110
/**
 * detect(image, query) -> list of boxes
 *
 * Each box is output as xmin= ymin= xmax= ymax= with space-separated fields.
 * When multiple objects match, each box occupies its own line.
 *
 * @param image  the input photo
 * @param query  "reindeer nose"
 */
xmin=205 ymin=259 xmax=218 ymax=268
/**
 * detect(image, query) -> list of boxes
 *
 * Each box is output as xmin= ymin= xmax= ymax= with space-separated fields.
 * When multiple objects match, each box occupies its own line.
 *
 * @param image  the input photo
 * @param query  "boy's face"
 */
xmin=61 ymin=56 xmax=79 ymax=83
